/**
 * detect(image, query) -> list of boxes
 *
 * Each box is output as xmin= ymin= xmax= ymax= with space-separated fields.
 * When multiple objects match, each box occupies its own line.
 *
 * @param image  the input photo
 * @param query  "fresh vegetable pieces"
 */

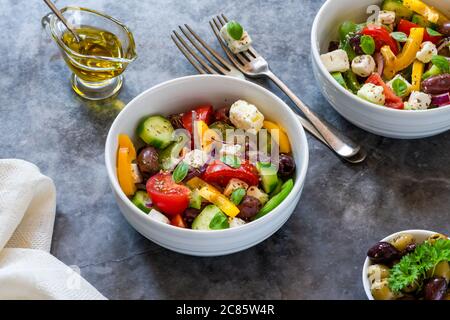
xmin=381 ymin=27 xmax=424 ymax=79
xmin=339 ymin=21 xmax=358 ymax=42
xmin=131 ymin=190 xmax=152 ymax=213
xmin=247 ymin=186 xmax=269 ymax=205
xmin=262 ymin=121 xmax=291 ymax=153
xmin=343 ymin=70 xmax=362 ymax=93
xmin=146 ymin=173 xmax=190 ymax=217
xmin=172 ymin=161 xmax=189 ymax=183
xmin=192 ymin=205 xmax=225 ymax=230
xmin=198 ymin=187 xmax=240 ymax=218
xmin=366 ymin=73 xmax=404 ymax=109
xmin=170 ymin=214 xmax=187 ymax=228
xmin=381 ymin=0 xmax=414 ymax=21
xmin=388 ymin=238 xmax=450 ymax=293
xmin=331 ymin=72 xmax=348 ymax=89
xmin=189 ymin=189 xmax=202 ymax=209
xmin=254 ymin=179 xmax=294 ymax=220
xmin=209 ymin=211 xmax=230 ymax=230
xmin=230 ymin=188 xmax=246 ymax=205
xmin=118 ymin=134 xmax=136 ymax=161
xmin=159 ymin=132 xmax=189 ymax=171
xmin=397 ymin=19 xmax=442 ymax=44
xmin=256 ymin=162 xmax=279 ymax=194
xmin=227 ymin=20 xmax=244 ymax=40
xmin=431 ymin=93 xmax=450 ymax=107
xmin=360 ymin=35 xmax=376 ymax=55
xmin=403 ymin=0 xmax=449 ymax=25
xmin=431 ymin=55 xmax=450 ymax=74
xmin=203 ymin=160 xmax=259 ymax=187
xmin=137 ymin=115 xmax=174 ymax=149
xmin=362 ymin=25 xmax=399 ymax=55
xmin=181 ymin=105 xmax=214 ymax=134
xmin=148 ymin=209 xmax=170 ymax=224
xmin=411 ymin=60 xmax=424 ymax=91
xmin=223 ymin=178 xmax=249 ymax=197
xmin=117 ymin=147 xmax=137 ymax=196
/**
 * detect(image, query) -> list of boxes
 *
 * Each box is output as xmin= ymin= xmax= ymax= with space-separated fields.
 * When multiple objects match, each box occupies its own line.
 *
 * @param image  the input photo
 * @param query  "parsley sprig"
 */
xmin=388 ymin=239 xmax=450 ymax=292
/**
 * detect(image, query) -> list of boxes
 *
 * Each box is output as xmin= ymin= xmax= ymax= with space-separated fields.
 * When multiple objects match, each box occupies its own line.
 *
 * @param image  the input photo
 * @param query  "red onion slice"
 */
xmin=374 ymin=52 xmax=384 ymax=75
xmin=432 ymin=92 xmax=450 ymax=107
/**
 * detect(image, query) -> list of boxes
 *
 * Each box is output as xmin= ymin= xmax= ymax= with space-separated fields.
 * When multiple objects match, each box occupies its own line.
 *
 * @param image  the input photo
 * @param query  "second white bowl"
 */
xmin=311 ymin=0 xmax=450 ymax=139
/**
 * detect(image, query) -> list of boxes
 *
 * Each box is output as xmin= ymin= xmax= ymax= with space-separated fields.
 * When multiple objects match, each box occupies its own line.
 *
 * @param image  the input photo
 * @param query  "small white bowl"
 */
xmin=311 ymin=0 xmax=450 ymax=139
xmin=105 ymin=75 xmax=309 ymax=256
xmin=362 ymin=229 xmax=438 ymax=300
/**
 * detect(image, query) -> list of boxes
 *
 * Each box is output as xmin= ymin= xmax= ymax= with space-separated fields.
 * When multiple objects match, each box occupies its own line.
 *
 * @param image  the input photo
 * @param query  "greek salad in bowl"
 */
xmin=116 ymin=100 xmax=296 ymax=230
xmin=321 ymin=0 xmax=450 ymax=110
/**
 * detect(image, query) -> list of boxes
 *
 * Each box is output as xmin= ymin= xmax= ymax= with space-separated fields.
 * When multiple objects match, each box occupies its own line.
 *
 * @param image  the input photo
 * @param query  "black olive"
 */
xmin=424 ymin=277 xmax=447 ymax=300
xmin=237 ymin=196 xmax=262 ymax=221
xmin=183 ymin=208 xmax=201 ymax=227
xmin=439 ymin=22 xmax=450 ymax=36
xmin=278 ymin=154 xmax=296 ymax=178
xmin=328 ymin=41 xmax=340 ymax=52
xmin=137 ymin=147 xmax=160 ymax=176
xmin=367 ymin=242 xmax=400 ymax=264
xmin=214 ymin=107 xmax=231 ymax=124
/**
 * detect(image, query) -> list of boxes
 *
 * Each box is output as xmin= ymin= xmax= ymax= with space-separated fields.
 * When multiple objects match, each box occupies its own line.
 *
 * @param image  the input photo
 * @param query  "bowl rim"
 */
xmin=311 ymin=0 xmax=450 ymax=116
xmin=361 ymin=229 xmax=439 ymax=300
xmin=105 ymin=74 xmax=309 ymax=236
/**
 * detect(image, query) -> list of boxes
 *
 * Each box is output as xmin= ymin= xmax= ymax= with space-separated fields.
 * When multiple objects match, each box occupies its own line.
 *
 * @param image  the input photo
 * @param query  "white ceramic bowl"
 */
xmin=362 ymin=229 xmax=438 ymax=300
xmin=312 ymin=0 xmax=450 ymax=139
xmin=105 ymin=75 xmax=309 ymax=256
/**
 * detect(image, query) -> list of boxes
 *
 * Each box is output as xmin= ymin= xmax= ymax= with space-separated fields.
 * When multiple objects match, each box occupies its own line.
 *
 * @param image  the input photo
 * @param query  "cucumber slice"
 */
xmin=137 ymin=115 xmax=174 ymax=149
xmin=131 ymin=191 xmax=152 ymax=213
xmin=381 ymin=0 xmax=413 ymax=21
xmin=192 ymin=205 xmax=223 ymax=230
xmin=256 ymin=162 xmax=279 ymax=194
xmin=331 ymin=72 xmax=348 ymax=90
xmin=159 ymin=132 xmax=189 ymax=170
xmin=269 ymin=178 xmax=283 ymax=197
xmin=189 ymin=189 xmax=202 ymax=209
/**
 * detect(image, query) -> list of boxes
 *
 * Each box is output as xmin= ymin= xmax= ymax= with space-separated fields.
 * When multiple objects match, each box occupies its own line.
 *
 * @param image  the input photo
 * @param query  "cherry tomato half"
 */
xmin=182 ymin=105 xmax=214 ymax=133
xmin=170 ymin=214 xmax=187 ymax=228
xmin=203 ymin=160 xmax=259 ymax=187
xmin=366 ymin=73 xmax=404 ymax=109
xmin=146 ymin=173 xmax=190 ymax=217
xmin=362 ymin=25 xmax=399 ymax=55
xmin=397 ymin=19 xmax=442 ymax=44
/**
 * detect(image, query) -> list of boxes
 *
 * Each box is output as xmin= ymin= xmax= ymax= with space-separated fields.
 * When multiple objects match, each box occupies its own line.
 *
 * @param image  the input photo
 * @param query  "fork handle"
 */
xmin=266 ymin=71 xmax=361 ymax=158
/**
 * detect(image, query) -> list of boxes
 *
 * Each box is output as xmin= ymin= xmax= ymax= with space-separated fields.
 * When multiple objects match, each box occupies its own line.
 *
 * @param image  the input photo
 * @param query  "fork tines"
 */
xmin=171 ymin=24 xmax=234 ymax=75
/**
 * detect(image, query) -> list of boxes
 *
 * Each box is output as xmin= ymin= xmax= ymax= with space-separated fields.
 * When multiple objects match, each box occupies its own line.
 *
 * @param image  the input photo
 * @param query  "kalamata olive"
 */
xmin=424 ymin=277 xmax=447 ymax=300
xmin=183 ymin=167 xmax=203 ymax=182
xmin=137 ymin=147 xmax=160 ymax=176
xmin=278 ymin=154 xmax=296 ymax=178
xmin=367 ymin=242 xmax=400 ymax=264
xmin=401 ymin=243 xmax=417 ymax=256
xmin=328 ymin=41 xmax=340 ymax=52
xmin=439 ymin=22 xmax=450 ymax=36
xmin=349 ymin=34 xmax=364 ymax=56
xmin=237 ymin=196 xmax=262 ymax=221
xmin=214 ymin=107 xmax=231 ymax=124
xmin=167 ymin=113 xmax=184 ymax=129
xmin=421 ymin=74 xmax=450 ymax=95
xmin=183 ymin=208 xmax=201 ymax=227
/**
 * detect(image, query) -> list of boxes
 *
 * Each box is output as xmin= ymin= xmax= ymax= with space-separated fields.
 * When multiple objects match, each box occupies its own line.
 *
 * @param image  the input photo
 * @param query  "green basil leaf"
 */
xmin=360 ymin=35 xmax=375 ymax=55
xmin=230 ymin=188 xmax=246 ymax=205
xmin=209 ymin=211 xmax=229 ymax=230
xmin=392 ymin=78 xmax=408 ymax=97
xmin=426 ymin=27 xmax=443 ymax=37
xmin=227 ymin=20 xmax=244 ymax=40
xmin=172 ymin=161 xmax=189 ymax=183
xmin=390 ymin=32 xmax=408 ymax=42
xmin=221 ymin=155 xmax=241 ymax=168
xmin=431 ymin=55 xmax=450 ymax=73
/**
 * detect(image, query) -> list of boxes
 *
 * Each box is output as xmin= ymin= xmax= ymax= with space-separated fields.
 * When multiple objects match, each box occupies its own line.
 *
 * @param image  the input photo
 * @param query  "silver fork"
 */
xmin=171 ymin=25 xmax=366 ymax=164
xmin=210 ymin=14 xmax=365 ymax=160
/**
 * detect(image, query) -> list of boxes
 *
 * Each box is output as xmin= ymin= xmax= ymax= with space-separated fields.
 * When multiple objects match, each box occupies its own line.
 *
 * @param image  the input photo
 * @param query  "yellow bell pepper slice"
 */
xmin=198 ymin=187 xmax=240 ymax=218
xmin=118 ymin=134 xmax=136 ymax=161
xmin=117 ymin=147 xmax=137 ymax=196
xmin=186 ymin=177 xmax=240 ymax=217
xmin=381 ymin=27 xmax=424 ymax=80
xmin=403 ymin=0 xmax=448 ymax=24
xmin=262 ymin=121 xmax=291 ymax=153
xmin=411 ymin=60 xmax=424 ymax=92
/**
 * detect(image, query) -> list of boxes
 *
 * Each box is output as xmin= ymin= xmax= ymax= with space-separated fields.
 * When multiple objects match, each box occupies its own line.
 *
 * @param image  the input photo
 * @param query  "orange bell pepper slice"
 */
xmin=118 ymin=134 xmax=136 ymax=160
xmin=117 ymin=147 xmax=137 ymax=196
xmin=263 ymin=121 xmax=291 ymax=154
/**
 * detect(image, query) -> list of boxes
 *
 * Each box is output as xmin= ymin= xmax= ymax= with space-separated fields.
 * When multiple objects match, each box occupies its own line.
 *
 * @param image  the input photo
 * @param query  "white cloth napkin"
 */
xmin=0 ymin=159 xmax=105 ymax=300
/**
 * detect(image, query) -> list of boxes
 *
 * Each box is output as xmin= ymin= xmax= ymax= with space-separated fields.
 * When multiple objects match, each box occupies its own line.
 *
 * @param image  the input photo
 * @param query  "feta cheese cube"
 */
xmin=148 ymin=209 xmax=170 ymax=224
xmin=404 ymin=91 xmax=431 ymax=110
xmin=357 ymin=83 xmax=386 ymax=105
xmin=229 ymin=217 xmax=246 ymax=228
xmin=183 ymin=149 xmax=208 ymax=168
xmin=229 ymin=100 xmax=264 ymax=132
xmin=131 ymin=163 xmax=143 ymax=184
xmin=387 ymin=75 xmax=412 ymax=98
xmin=320 ymin=49 xmax=350 ymax=73
xmin=416 ymin=41 xmax=437 ymax=64
xmin=351 ymin=55 xmax=376 ymax=77
xmin=220 ymin=24 xmax=252 ymax=54
xmin=377 ymin=10 xmax=396 ymax=26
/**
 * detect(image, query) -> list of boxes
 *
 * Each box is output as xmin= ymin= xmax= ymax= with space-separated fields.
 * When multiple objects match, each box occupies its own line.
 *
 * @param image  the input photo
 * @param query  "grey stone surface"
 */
xmin=0 ymin=0 xmax=449 ymax=300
